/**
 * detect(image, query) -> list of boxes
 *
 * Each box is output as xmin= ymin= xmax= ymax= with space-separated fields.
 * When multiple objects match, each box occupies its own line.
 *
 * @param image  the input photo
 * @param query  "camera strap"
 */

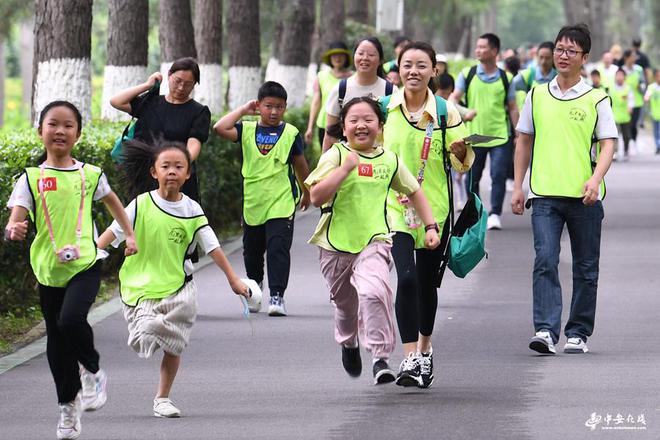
xmin=38 ymin=163 xmax=85 ymax=252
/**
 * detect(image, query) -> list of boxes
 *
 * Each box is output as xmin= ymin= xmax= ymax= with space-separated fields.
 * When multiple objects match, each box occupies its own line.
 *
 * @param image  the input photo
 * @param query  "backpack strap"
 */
xmin=384 ymin=80 xmax=394 ymax=96
xmin=337 ymin=78 xmax=347 ymax=108
xmin=499 ymin=68 xmax=510 ymax=108
xmin=463 ymin=66 xmax=478 ymax=107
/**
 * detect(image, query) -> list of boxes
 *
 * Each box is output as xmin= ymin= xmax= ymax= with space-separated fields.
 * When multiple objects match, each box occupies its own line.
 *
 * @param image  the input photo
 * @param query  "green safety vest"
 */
xmin=624 ymin=67 xmax=644 ymax=108
xmin=611 ymin=84 xmax=632 ymax=124
xmin=316 ymin=70 xmax=341 ymax=129
xmin=383 ymin=105 xmax=450 ymax=249
xmin=462 ymin=66 xmax=511 ymax=147
xmin=119 ymin=192 xmax=209 ymax=306
xmin=323 ymin=143 xmax=398 ymax=254
xmin=515 ymin=67 xmax=557 ymax=109
xmin=241 ymin=121 xmax=300 ymax=226
xmin=650 ymin=85 xmax=660 ymax=121
xmin=25 ymin=164 xmax=101 ymax=287
xmin=530 ymin=83 xmax=609 ymax=199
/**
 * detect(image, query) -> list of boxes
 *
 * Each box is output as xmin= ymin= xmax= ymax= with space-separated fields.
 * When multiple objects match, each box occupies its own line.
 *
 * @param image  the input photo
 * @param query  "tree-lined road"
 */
xmin=1 ymin=142 xmax=659 ymax=440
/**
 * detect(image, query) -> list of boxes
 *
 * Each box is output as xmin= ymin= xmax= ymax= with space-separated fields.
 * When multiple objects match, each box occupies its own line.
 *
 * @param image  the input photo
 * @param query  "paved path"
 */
xmin=1 ymin=134 xmax=659 ymax=439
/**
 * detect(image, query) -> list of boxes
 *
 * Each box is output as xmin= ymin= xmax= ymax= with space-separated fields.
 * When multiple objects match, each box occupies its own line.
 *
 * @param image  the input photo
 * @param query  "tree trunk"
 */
xmin=101 ymin=0 xmax=149 ymax=121
xmin=307 ymin=0 xmax=345 ymax=98
xmin=265 ymin=0 xmax=285 ymax=82
xmin=268 ymin=0 xmax=315 ymax=107
xmin=0 ymin=37 xmax=5 ymax=127
xmin=347 ymin=0 xmax=369 ymax=24
xmin=194 ymin=0 xmax=223 ymax=113
xmin=33 ymin=0 xmax=93 ymax=125
xmin=19 ymin=18 xmax=34 ymax=114
xmin=563 ymin=0 xmax=612 ymax=58
xmin=227 ymin=0 xmax=261 ymax=109
xmin=159 ymin=0 xmax=197 ymax=95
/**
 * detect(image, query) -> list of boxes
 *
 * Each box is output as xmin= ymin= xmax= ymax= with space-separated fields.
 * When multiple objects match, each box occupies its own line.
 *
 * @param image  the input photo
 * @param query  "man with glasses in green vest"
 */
xmin=451 ymin=33 xmax=519 ymax=231
xmin=511 ymin=24 xmax=617 ymax=355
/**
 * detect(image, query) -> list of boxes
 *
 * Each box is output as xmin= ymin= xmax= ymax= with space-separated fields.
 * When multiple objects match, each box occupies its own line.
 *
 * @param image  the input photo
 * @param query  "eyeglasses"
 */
xmin=554 ymin=48 xmax=584 ymax=58
xmin=170 ymin=75 xmax=195 ymax=89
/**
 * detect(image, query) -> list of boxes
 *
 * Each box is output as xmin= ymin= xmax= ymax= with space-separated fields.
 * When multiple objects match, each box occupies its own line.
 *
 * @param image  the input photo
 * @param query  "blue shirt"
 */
xmin=235 ymin=122 xmax=305 ymax=161
xmin=455 ymin=64 xmax=517 ymax=103
xmin=511 ymin=67 xmax=557 ymax=93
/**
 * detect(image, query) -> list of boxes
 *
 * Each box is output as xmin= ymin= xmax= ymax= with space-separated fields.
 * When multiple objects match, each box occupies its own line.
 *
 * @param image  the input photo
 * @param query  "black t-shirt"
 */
xmin=234 ymin=122 xmax=305 ymax=162
xmin=635 ymin=51 xmax=651 ymax=70
xmin=130 ymin=94 xmax=211 ymax=144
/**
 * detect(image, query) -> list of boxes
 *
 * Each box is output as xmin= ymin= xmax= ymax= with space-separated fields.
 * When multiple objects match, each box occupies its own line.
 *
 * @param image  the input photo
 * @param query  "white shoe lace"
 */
xmin=419 ymin=356 xmax=432 ymax=376
xmin=81 ymin=372 xmax=95 ymax=399
xmin=399 ymin=354 xmax=420 ymax=373
xmin=58 ymin=402 xmax=77 ymax=429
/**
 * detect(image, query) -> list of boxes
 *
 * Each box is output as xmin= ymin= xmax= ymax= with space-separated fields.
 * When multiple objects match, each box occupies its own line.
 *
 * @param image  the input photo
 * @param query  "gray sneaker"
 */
xmin=395 ymin=353 xmax=422 ymax=387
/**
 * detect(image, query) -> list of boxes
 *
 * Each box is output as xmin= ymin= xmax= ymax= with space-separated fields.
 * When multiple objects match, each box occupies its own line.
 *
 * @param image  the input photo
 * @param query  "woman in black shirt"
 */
xmin=110 ymin=57 xmax=211 ymax=202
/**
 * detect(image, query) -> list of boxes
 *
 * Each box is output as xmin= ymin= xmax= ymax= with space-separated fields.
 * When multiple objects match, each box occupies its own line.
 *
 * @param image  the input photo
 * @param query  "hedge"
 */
xmin=0 ymin=105 xmax=316 ymax=316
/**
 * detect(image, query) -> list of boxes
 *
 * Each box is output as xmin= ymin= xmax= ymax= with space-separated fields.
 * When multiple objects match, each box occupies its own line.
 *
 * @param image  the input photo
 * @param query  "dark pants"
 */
xmin=617 ymin=123 xmax=632 ymax=155
xmin=469 ymin=142 xmax=511 ymax=216
xmin=392 ymin=222 xmax=450 ymax=344
xmin=531 ymin=198 xmax=604 ymax=343
xmin=242 ymin=217 xmax=294 ymax=297
xmin=38 ymin=262 xmax=101 ymax=404
xmin=630 ymin=107 xmax=641 ymax=141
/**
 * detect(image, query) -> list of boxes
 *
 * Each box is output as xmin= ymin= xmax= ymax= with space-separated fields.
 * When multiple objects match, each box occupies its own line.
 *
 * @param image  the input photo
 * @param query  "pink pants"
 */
xmin=319 ymin=242 xmax=396 ymax=359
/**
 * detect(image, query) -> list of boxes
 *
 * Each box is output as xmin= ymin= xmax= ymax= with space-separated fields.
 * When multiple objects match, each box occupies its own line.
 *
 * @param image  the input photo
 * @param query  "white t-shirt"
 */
xmin=516 ymin=77 xmax=618 ymax=200
xmin=7 ymin=160 xmax=112 ymax=211
xmin=325 ymin=75 xmax=397 ymax=117
xmin=108 ymin=191 xmax=220 ymax=276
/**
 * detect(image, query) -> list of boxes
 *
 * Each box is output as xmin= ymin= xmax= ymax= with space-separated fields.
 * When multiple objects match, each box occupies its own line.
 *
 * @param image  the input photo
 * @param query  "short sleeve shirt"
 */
xmin=234 ymin=122 xmax=304 ymax=161
xmin=130 ymin=95 xmax=211 ymax=144
xmin=325 ymin=75 xmax=397 ymax=117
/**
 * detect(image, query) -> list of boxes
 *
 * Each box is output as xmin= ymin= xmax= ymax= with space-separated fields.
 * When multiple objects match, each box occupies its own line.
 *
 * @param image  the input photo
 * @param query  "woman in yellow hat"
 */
xmin=305 ymin=41 xmax=353 ymax=146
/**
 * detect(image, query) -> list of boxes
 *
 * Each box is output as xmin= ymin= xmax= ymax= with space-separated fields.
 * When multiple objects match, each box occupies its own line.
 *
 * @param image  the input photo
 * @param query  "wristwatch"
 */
xmin=424 ymin=223 xmax=439 ymax=232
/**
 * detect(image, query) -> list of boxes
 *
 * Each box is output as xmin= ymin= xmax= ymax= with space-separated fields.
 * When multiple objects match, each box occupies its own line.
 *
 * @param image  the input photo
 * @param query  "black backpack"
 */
xmin=337 ymin=78 xmax=394 ymax=108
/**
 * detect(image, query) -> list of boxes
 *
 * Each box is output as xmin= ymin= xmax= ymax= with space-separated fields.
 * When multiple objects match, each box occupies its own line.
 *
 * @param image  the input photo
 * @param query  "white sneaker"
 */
xmin=529 ymin=330 xmax=556 ymax=355
xmin=487 ymin=214 xmax=502 ymax=230
xmin=564 ymin=337 xmax=589 ymax=354
xmin=81 ymin=368 xmax=107 ymax=411
xmin=268 ymin=296 xmax=287 ymax=316
xmin=153 ymin=397 xmax=181 ymax=418
xmin=57 ymin=395 xmax=82 ymax=439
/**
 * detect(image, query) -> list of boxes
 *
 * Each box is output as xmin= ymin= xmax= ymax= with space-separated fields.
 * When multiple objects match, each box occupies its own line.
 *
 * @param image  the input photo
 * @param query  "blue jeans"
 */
xmin=653 ymin=120 xmax=660 ymax=153
xmin=531 ymin=198 xmax=604 ymax=343
xmin=469 ymin=143 xmax=510 ymax=216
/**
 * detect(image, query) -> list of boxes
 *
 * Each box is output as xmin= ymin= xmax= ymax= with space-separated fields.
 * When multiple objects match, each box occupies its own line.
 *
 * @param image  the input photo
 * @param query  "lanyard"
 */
xmin=416 ymin=120 xmax=435 ymax=184
xmin=38 ymin=163 xmax=86 ymax=252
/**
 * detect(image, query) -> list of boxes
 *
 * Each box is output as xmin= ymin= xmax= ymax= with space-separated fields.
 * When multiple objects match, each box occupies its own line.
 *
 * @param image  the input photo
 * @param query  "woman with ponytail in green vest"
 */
xmin=305 ymin=41 xmax=353 ymax=147
xmin=96 ymin=140 xmax=249 ymax=419
xmin=5 ymin=101 xmax=137 ymax=440
xmin=382 ymin=42 xmax=473 ymax=389
xmin=305 ymin=97 xmax=439 ymax=385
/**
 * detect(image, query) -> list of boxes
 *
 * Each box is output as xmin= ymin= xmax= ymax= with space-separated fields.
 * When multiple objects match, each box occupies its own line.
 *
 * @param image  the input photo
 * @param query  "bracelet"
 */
xmin=424 ymin=223 xmax=439 ymax=232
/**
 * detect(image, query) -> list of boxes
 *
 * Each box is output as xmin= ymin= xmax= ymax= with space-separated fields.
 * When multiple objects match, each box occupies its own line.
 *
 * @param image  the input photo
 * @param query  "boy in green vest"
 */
xmin=512 ymin=24 xmax=617 ymax=355
xmin=644 ymin=69 xmax=660 ymax=154
xmin=214 ymin=81 xmax=310 ymax=316
xmin=450 ymin=33 xmax=520 ymax=231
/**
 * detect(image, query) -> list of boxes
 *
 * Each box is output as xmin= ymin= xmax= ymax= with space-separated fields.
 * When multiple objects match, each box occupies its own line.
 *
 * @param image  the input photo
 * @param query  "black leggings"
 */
xmin=392 ymin=223 xmax=450 ymax=344
xmin=631 ymin=107 xmax=641 ymax=141
xmin=39 ymin=262 xmax=101 ymax=404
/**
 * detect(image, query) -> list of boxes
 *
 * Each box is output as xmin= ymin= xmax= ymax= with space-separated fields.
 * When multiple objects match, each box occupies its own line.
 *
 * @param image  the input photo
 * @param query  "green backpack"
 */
xmin=110 ymin=81 xmax=160 ymax=163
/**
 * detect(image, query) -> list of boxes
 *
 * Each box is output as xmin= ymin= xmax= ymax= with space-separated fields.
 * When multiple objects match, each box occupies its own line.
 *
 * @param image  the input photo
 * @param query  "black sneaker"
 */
xmin=395 ymin=353 xmax=422 ymax=387
xmin=372 ymin=359 xmax=395 ymax=385
xmin=341 ymin=345 xmax=362 ymax=377
xmin=418 ymin=351 xmax=434 ymax=389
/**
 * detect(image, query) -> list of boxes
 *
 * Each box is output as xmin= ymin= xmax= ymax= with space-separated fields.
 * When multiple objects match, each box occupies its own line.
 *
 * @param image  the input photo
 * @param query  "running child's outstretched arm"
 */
xmin=99 ymin=192 xmax=138 ymax=256
xmin=4 ymin=206 xmax=29 ymax=241
xmin=213 ymin=100 xmax=258 ymax=142
xmin=408 ymin=189 xmax=441 ymax=250
xmin=208 ymin=247 xmax=250 ymax=298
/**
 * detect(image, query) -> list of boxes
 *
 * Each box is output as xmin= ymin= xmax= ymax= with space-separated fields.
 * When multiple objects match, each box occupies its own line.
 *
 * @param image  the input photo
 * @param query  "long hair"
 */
xmin=120 ymin=138 xmax=191 ymax=200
